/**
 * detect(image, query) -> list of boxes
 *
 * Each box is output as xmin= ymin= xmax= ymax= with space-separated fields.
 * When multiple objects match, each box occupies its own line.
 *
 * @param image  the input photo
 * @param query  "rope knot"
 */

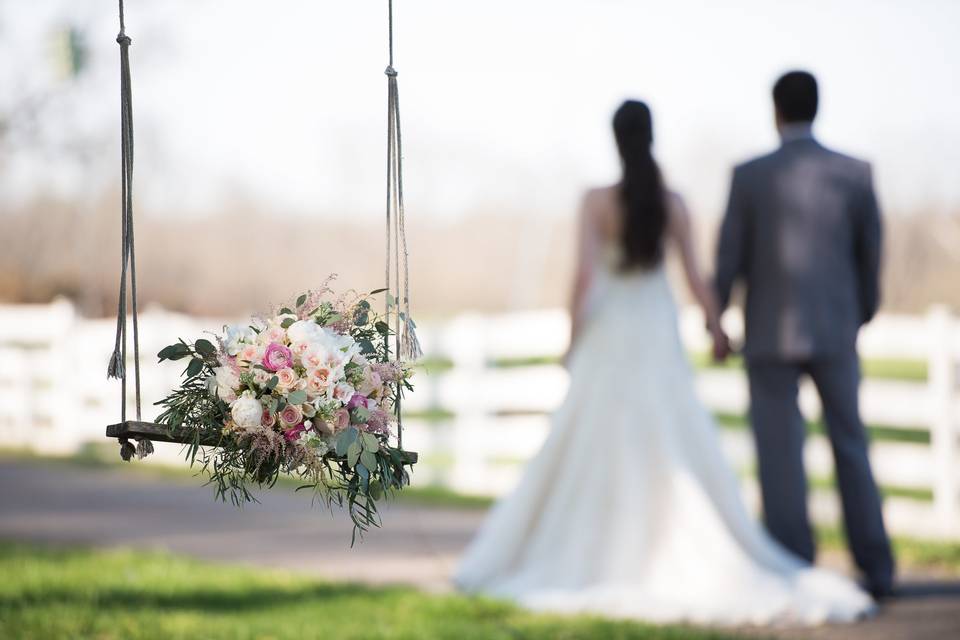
xmin=116 ymin=33 xmax=132 ymax=46
xmin=384 ymin=66 xmax=398 ymax=77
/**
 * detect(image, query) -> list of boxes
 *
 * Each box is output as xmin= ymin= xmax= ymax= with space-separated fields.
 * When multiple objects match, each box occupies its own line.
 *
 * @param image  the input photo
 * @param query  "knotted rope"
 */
xmin=384 ymin=0 xmax=422 ymax=451
xmin=107 ymin=0 xmax=152 ymax=461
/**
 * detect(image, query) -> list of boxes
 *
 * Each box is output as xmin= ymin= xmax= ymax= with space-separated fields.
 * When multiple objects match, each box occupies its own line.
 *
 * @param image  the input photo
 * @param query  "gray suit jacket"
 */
xmin=714 ymin=135 xmax=883 ymax=361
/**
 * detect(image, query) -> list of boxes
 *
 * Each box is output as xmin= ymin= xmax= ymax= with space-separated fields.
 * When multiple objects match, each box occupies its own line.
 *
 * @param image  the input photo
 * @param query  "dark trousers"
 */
xmin=746 ymin=354 xmax=895 ymax=589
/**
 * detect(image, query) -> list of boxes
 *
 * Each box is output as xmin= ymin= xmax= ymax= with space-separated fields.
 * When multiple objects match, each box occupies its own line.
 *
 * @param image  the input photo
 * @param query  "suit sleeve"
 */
xmin=855 ymin=164 xmax=883 ymax=324
xmin=714 ymin=167 xmax=749 ymax=312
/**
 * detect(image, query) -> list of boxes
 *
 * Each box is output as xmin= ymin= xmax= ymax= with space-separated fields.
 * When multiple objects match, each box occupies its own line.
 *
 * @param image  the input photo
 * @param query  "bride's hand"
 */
xmin=709 ymin=323 xmax=732 ymax=362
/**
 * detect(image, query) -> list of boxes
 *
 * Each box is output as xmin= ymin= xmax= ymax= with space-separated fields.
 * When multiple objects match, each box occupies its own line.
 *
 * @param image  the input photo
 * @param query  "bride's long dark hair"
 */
xmin=613 ymin=100 xmax=667 ymax=270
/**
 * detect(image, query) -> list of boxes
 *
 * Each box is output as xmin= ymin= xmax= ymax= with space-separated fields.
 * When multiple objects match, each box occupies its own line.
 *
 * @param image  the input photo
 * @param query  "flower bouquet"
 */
xmin=154 ymin=280 xmax=416 ymax=542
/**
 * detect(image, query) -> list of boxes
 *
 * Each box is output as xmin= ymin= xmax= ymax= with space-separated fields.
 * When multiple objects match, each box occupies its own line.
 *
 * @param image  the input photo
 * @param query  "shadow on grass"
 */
xmin=0 ymin=581 xmax=414 ymax=613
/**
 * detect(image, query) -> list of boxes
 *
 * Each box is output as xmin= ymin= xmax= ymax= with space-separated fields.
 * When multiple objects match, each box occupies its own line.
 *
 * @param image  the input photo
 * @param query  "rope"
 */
xmin=383 ymin=0 xmax=422 ymax=452
xmin=107 ymin=0 xmax=150 ymax=461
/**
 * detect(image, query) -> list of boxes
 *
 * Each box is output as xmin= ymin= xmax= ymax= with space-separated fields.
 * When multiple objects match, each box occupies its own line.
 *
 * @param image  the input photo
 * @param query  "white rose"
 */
xmin=231 ymin=391 xmax=263 ymax=428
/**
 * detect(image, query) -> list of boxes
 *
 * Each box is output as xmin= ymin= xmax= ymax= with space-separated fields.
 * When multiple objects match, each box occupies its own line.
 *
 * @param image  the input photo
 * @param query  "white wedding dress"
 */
xmin=454 ymin=248 xmax=875 ymax=626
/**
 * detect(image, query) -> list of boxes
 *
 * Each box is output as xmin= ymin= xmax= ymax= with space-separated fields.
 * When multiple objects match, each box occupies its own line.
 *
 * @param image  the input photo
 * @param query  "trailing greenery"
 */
xmin=0 ymin=544 xmax=745 ymax=640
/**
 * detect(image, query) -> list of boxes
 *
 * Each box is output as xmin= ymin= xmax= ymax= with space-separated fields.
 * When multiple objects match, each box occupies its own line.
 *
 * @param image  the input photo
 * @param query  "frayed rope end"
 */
xmin=107 ymin=350 xmax=125 ymax=379
xmin=400 ymin=319 xmax=423 ymax=361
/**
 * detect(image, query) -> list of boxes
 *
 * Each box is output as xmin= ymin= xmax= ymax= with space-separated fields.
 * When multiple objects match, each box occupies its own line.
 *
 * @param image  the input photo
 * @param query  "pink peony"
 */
xmin=283 ymin=423 xmax=306 ymax=442
xmin=347 ymin=394 xmax=369 ymax=410
xmin=262 ymin=342 xmax=293 ymax=372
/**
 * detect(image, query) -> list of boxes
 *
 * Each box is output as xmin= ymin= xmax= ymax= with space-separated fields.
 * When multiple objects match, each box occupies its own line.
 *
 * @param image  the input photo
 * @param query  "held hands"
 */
xmin=708 ymin=320 xmax=733 ymax=363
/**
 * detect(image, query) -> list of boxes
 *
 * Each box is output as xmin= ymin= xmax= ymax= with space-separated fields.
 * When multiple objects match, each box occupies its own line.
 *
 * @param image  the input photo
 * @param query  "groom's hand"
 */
xmin=710 ymin=327 xmax=732 ymax=363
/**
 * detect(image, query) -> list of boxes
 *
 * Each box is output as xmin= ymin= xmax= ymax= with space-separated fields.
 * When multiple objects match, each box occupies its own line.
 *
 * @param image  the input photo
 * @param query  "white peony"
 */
xmin=222 ymin=324 xmax=256 ymax=356
xmin=286 ymin=320 xmax=322 ymax=345
xmin=213 ymin=366 xmax=241 ymax=402
xmin=231 ymin=391 xmax=263 ymax=428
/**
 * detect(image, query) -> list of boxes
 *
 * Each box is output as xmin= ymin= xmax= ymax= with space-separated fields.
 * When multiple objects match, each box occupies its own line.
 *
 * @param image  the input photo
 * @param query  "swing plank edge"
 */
xmin=105 ymin=421 xmax=418 ymax=463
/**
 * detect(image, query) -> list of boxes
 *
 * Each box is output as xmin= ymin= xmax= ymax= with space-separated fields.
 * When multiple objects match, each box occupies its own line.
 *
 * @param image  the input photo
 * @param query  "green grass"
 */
xmin=691 ymin=353 xmax=928 ymax=382
xmin=489 ymin=352 xmax=928 ymax=383
xmin=713 ymin=411 xmax=930 ymax=445
xmin=817 ymin=527 xmax=960 ymax=574
xmin=0 ymin=543 xmax=741 ymax=640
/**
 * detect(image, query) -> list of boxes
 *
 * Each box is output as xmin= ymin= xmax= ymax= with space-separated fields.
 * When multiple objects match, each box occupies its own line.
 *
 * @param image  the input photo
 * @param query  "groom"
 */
xmin=713 ymin=70 xmax=895 ymax=598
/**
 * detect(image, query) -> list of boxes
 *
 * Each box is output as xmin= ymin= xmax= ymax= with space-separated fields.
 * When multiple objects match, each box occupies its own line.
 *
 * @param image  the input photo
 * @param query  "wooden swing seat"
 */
xmin=106 ymin=421 xmax=418 ymax=464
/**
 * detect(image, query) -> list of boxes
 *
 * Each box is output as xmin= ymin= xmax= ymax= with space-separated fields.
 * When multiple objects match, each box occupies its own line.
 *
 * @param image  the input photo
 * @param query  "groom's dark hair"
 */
xmin=773 ymin=71 xmax=818 ymax=123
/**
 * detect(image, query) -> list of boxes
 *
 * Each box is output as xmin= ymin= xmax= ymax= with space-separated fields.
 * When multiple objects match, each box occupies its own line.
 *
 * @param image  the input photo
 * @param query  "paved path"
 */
xmin=2 ymin=459 xmax=958 ymax=639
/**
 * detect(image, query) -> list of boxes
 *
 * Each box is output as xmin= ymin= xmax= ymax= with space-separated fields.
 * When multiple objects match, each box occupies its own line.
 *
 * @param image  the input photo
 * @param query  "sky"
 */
xmin=2 ymin=0 xmax=959 ymax=220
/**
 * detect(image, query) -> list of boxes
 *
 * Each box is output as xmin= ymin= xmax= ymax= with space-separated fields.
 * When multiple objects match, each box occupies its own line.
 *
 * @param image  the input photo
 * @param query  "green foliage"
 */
xmin=0 ymin=544 xmax=742 ymax=640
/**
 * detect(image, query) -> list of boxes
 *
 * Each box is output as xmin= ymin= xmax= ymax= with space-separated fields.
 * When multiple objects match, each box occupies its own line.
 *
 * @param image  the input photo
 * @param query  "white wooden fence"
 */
xmin=0 ymin=300 xmax=958 ymax=538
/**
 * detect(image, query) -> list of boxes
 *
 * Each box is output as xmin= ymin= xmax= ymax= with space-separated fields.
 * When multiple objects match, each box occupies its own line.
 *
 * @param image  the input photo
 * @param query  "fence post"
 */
xmin=928 ymin=305 xmax=958 ymax=532
xmin=441 ymin=314 xmax=490 ymax=494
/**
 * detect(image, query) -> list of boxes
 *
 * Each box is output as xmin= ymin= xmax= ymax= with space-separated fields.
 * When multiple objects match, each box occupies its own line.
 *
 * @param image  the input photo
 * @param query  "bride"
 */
xmin=454 ymin=100 xmax=875 ymax=625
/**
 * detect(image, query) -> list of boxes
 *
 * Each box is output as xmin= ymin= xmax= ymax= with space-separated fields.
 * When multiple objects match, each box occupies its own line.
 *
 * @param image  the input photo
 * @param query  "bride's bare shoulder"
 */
xmin=580 ymin=185 xmax=621 ymax=237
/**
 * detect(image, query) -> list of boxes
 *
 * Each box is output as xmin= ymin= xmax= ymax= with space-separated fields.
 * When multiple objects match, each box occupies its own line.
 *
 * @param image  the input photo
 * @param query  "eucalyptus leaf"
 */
xmin=159 ymin=343 xmax=192 ymax=362
xmin=281 ymin=317 xmax=295 ymax=329
xmin=356 ymin=463 xmax=370 ymax=491
xmin=375 ymin=321 xmax=390 ymax=335
xmin=286 ymin=390 xmax=307 ymax=405
xmin=279 ymin=307 xmax=293 ymax=315
xmin=186 ymin=357 xmax=204 ymax=378
xmin=369 ymin=287 xmax=388 ymax=295
xmin=347 ymin=441 xmax=362 ymax=467
xmin=335 ymin=427 xmax=358 ymax=456
xmin=296 ymin=293 xmax=307 ymax=307
xmin=360 ymin=450 xmax=377 ymax=472
xmin=266 ymin=376 xmax=279 ymax=390
xmin=351 ymin=407 xmax=370 ymax=424
xmin=194 ymin=338 xmax=216 ymax=357
xmin=360 ymin=432 xmax=380 ymax=453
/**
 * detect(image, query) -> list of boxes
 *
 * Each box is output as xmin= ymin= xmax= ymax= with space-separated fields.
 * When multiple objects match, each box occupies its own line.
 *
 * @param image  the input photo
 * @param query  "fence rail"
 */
xmin=0 ymin=300 xmax=958 ymax=538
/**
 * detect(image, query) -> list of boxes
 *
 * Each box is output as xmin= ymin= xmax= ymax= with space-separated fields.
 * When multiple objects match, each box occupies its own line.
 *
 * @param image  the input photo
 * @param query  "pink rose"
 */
xmin=274 ymin=367 xmax=298 ymax=392
xmin=238 ymin=344 xmax=261 ymax=365
xmin=262 ymin=342 xmax=293 ymax=372
xmin=283 ymin=423 xmax=306 ymax=442
xmin=279 ymin=403 xmax=304 ymax=427
xmin=291 ymin=341 xmax=311 ymax=357
xmin=261 ymin=409 xmax=277 ymax=428
xmin=302 ymin=350 xmax=326 ymax=370
xmin=334 ymin=408 xmax=350 ymax=432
